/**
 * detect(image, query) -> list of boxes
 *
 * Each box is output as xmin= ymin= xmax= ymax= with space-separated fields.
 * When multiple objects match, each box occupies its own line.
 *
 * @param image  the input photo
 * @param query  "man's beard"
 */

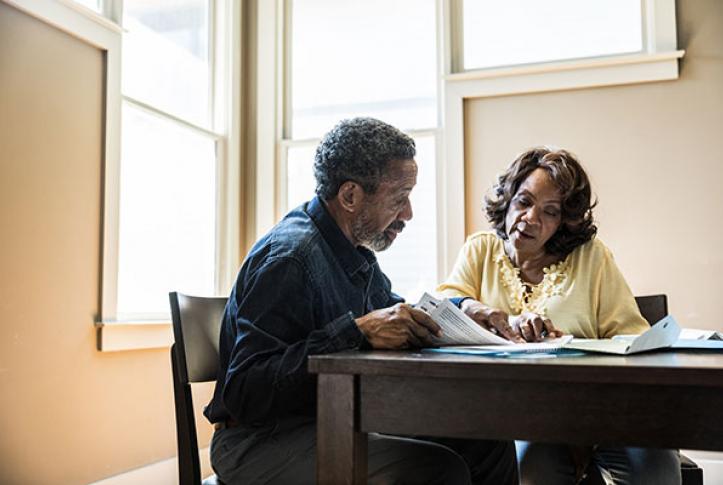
xmin=351 ymin=209 xmax=405 ymax=252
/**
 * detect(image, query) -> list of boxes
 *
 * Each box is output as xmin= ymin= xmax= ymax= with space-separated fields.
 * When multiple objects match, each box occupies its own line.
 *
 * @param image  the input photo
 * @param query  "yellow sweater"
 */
xmin=437 ymin=231 xmax=648 ymax=338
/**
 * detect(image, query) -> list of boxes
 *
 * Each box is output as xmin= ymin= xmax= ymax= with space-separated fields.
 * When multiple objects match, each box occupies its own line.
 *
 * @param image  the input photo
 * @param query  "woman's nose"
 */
xmin=521 ymin=206 xmax=539 ymax=223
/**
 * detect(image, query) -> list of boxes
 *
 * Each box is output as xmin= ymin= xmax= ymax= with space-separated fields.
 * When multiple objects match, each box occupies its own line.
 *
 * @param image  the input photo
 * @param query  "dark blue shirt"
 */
xmin=204 ymin=197 xmax=403 ymax=426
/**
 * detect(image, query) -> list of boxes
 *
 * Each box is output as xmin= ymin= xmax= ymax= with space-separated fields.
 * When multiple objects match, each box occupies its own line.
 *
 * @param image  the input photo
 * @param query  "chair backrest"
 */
xmin=634 ymin=294 xmax=668 ymax=326
xmin=169 ymin=292 xmax=227 ymax=485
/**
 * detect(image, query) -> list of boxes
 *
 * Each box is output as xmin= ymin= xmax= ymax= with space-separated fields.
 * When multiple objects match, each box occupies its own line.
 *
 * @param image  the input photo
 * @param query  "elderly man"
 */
xmin=204 ymin=118 xmax=518 ymax=484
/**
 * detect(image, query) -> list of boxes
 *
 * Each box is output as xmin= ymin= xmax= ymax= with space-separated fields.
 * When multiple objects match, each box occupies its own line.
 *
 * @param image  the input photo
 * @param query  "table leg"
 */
xmin=317 ymin=373 xmax=367 ymax=485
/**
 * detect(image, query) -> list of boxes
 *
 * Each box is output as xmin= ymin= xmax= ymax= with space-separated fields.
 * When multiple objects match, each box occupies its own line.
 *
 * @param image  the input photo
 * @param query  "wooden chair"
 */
xmin=581 ymin=295 xmax=703 ymax=485
xmin=169 ymin=292 xmax=227 ymax=485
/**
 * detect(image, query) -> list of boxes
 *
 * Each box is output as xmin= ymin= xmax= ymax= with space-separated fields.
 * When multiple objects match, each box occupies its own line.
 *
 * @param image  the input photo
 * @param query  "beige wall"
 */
xmin=463 ymin=0 xmax=723 ymax=330
xmin=0 ymin=4 xmax=212 ymax=483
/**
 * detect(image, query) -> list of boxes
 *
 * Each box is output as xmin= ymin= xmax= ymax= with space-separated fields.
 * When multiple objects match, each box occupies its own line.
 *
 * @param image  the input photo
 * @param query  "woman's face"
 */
xmin=504 ymin=168 xmax=563 ymax=256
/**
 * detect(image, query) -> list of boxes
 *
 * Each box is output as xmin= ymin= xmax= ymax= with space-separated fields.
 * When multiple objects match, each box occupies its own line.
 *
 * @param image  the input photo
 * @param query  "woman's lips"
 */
xmin=517 ymin=229 xmax=534 ymax=240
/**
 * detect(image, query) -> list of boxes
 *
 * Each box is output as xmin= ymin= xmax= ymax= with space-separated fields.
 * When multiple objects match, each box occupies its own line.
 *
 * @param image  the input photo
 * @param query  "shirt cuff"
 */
xmin=449 ymin=296 xmax=472 ymax=308
xmin=325 ymin=311 xmax=365 ymax=351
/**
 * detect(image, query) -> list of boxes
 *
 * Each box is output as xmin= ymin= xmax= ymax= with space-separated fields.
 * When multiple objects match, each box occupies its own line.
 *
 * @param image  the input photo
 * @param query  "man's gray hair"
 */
xmin=314 ymin=117 xmax=416 ymax=200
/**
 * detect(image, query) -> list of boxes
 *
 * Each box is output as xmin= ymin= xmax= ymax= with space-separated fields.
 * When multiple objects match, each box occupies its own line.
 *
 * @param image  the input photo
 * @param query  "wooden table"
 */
xmin=308 ymin=350 xmax=723 ymax=484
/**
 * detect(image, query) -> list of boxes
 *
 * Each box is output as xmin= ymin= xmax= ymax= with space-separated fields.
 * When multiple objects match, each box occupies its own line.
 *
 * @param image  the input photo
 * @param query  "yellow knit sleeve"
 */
xmin=436 ymin=234 xmax=486 ymax=299
xmin=596 ymin=244 xmax=649 ymax=338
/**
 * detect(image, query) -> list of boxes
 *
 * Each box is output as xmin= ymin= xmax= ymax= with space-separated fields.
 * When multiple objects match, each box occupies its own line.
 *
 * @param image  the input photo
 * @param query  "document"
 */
xmin=416 ymin=293 xmax=510 ymax=346
xmin=416 ymin=293 xmax=568 ymax=350
xmin=564 ymin=315 xmax=681 ymax=355
xmin=417 ymin=293 xmax=684 ymax=356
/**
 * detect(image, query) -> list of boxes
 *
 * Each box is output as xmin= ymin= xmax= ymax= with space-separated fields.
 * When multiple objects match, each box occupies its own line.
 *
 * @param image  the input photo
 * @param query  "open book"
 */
xmin=672 ymin=327 xmax=723 ymax=349
xmin=564 ymin=315 xmax=681 ymax=355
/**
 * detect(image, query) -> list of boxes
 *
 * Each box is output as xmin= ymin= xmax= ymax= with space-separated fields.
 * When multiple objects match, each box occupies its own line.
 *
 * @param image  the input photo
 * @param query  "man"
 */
xmin=205 ymin=118 xmax=518 ymax=484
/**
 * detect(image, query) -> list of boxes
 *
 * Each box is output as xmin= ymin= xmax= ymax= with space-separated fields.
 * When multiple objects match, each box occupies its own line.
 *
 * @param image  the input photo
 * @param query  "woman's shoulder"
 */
xmin=569 ymin=236 xmax=614 ymax=263
xmin=465 ymin=230 xmax=502 ymax=248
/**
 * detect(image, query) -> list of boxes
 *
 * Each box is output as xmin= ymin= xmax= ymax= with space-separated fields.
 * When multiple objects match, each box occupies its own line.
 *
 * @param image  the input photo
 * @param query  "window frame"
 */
xmin=8 ymin=0 xmax=242 ymax=350
xmin=107 ymin=0 xmax=241 ymax=326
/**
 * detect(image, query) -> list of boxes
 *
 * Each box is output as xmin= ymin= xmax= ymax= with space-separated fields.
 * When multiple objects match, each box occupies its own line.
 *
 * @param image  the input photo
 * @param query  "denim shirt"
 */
xmin=204 ymin=196 xmax=403 ymax=426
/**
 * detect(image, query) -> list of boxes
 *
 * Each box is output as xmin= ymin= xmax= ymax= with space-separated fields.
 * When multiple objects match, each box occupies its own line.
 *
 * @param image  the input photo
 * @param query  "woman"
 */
xmin=437 ymin=147 xmax=680 ymax=485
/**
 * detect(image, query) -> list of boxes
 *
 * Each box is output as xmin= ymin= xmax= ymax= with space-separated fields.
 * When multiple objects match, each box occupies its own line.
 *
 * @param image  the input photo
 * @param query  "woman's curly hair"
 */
xmin=485 ymin=147 xmax=598 ymax=257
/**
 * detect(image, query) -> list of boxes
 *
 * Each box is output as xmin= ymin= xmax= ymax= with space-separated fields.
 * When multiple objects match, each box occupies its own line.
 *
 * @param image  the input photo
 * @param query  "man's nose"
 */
xmin=399 ymin=198 xmax=413 ymax=221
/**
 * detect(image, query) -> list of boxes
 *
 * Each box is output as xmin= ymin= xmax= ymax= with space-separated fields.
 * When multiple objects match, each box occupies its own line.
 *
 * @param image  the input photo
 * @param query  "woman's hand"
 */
xmin=510 ymin=312 xmax=564 ymax=342
xmin=460 ymin=299 xmax=525 ymax=343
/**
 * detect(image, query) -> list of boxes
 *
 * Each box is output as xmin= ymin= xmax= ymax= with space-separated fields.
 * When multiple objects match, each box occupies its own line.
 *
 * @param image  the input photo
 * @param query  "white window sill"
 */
xmin=96 ymin=321 xmax=173 ymax=352
xmin=444 ymin=50 xmax=685 ymax=98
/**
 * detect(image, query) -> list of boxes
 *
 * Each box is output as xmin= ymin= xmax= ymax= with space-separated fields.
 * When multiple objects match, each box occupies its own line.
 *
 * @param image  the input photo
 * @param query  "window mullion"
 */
xmin=122 ymin=95 xmax=222 ymax=140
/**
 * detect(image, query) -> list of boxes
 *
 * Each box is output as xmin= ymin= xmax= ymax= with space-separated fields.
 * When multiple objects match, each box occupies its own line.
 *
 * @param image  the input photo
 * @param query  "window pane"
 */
xmin=291 ymin=0 xmax=437 ymax=139
xmin=122 ymin=0 xmax=210 ymax=127
xmin=72 ymin=0 xmax=100 ymax=13
xmin=463 ymin=0 xmax=643 ymax=70
xmin=285 ymin=135 xmax=437 ymax=303
xmin=286 ymin=144 xmax=318 ymax=210
xmin=117 ymin=104 xmax=216 ymax=318
xmin=376 ymin=135 xmax=437 ymax=303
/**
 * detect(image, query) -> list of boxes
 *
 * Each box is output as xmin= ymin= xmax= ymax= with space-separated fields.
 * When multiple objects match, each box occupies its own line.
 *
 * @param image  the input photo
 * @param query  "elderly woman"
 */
xmin=437 ymin=147 xmax=680 ymax=484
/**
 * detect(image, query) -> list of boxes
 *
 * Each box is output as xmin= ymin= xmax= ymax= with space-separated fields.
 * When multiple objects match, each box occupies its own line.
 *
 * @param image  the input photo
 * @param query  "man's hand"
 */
xmin=511 ymin=312 xmax=563 ymax=342
xmin=459 ymin=299 xmax=524 ymax=343
xmin=355 ymin=303 xmax=442 ymax=349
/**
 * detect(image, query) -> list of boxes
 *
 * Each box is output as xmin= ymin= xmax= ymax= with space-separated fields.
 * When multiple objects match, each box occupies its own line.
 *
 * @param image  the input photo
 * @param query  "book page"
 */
xmin=416 ymin=293 xmax=510 ymax=346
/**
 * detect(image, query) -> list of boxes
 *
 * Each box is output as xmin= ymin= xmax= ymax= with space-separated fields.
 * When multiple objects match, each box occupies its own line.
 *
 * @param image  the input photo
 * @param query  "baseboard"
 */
xmin=88 ymin=447 xmax=723 ymax=485
xmin=682 ymin=450 xmax=723 ymax=485
xmin=89 ymin=448 xmax=213 ymax=485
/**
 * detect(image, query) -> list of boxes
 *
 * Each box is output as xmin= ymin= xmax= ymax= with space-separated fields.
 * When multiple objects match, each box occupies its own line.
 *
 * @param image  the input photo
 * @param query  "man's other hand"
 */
xmin=355 ymin=303 xmax=442 ymax=349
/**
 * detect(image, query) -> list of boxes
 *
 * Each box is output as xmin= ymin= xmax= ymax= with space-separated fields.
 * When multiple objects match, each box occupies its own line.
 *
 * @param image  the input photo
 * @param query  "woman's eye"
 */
xmin=545 ymin=209 xmax=560 ymax=217
xmin=515 ymin=197 xmax=530 ymax=206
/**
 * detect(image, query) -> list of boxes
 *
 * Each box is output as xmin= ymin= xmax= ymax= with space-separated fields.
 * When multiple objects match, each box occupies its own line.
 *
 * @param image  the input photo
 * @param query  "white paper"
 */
xmin=416 ymin=293 xmax=509 ymax=346
xmin=678 ymin=328 xmax=723 ymax=341
xmin=565 ymin=315 xmax=681 ymax=355
xmin=444 ymin=335 xmax=574 ymax=353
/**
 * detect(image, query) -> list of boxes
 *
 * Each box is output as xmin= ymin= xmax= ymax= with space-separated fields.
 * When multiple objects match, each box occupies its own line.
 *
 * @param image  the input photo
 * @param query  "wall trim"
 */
xmin=89 ymin=447 xmax=213 ymax=485
xmin=97 ymin=321 xmax=173 ymax=352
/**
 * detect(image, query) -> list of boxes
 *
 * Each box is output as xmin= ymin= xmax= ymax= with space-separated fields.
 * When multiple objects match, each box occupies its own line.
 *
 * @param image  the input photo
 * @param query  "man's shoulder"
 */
xmin=253 ymin=207 xmax=321 ymax=262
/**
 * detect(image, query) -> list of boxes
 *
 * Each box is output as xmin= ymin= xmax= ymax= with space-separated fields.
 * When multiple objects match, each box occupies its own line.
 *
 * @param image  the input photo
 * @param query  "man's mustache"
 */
xmin=387 ymin=220 xmax=406 ymax=232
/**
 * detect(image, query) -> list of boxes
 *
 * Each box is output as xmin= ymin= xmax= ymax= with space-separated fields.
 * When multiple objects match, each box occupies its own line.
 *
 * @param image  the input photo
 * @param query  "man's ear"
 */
xmin=336 ymin=181 xmax=365 ymax=213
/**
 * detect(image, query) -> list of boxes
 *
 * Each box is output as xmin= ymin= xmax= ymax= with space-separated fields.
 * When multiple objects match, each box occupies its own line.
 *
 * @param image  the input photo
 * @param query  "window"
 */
xmin=115 ymin=0 xmax=223 ymax=319
xmin=55 ymin=0 xmax=241 ymax=325
xmin=282 ymin=0 xmax=439 ymax=302
xmin=462 ymin=0 xmax=643 ymax=70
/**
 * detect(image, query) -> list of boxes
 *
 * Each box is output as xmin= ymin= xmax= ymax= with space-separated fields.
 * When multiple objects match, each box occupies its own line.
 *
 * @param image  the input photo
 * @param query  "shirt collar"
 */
xmin=306 ymin=196 xmax=376 ymax=277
